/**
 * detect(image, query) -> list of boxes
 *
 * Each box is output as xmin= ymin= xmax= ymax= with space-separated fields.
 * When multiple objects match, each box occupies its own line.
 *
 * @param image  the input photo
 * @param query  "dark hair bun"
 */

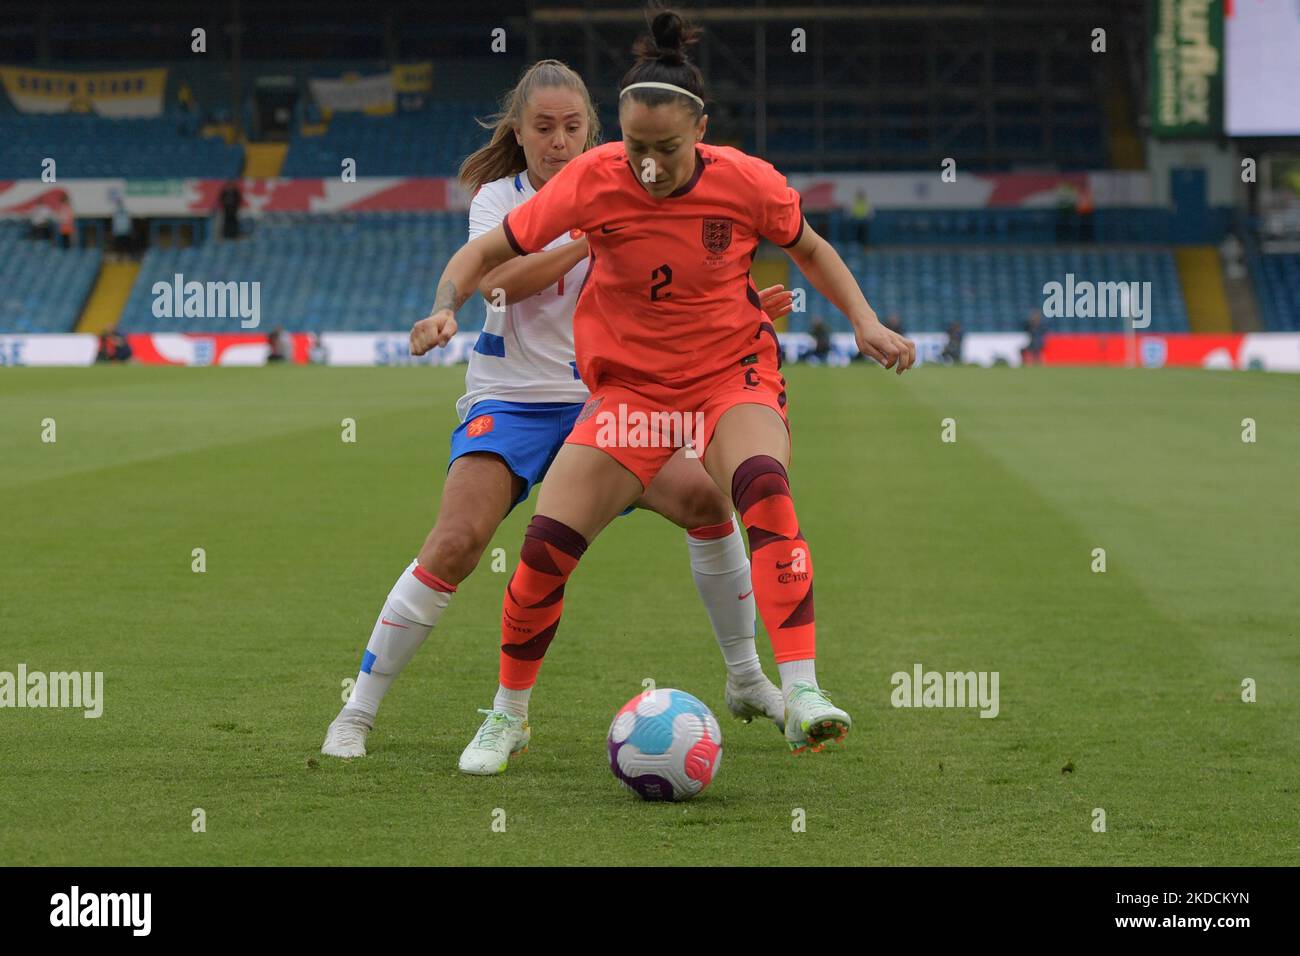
xmin=633 ymin=8 xmax=701 ymax=66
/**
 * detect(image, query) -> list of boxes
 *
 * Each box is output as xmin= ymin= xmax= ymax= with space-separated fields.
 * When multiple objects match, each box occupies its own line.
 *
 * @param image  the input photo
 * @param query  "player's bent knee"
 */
xmin=646 ymin=482 xmax=732 ymax=531
xmin=419 ymin=522 xmax=491 ymax=583
xmin=731 ymin=455 xmax=805 ymax=556
xmin=730 ymin=454 xmax=792 ymax=511
xmin=687 ymin=485 xmax=734 ymax=529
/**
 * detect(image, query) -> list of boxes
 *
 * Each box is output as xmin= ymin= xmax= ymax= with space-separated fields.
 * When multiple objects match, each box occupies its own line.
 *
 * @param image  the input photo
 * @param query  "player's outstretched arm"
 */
xmin=479 ymin=235 xmax=588 ymax=305
xmin=782 ymin=224 xmax=916 ymax=374
xmin=411 ymin=225 xmax=519 ymax=355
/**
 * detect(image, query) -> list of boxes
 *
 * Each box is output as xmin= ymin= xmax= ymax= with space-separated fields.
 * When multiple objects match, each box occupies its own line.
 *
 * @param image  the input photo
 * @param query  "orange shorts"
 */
xmin=565 ymin=347 xmax=790 ymax=489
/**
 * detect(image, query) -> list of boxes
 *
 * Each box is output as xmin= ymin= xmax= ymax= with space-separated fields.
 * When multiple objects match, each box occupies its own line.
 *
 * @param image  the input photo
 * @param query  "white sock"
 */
xmin=493 ymin=685 xmax=532 ymax=719
xmin=687 ymin=515 xmax=764 ymax=684
xmin=347 ymin=559 xmax=456 ymax=717
xmin=778 ymin=659 xmax=819 ymax=697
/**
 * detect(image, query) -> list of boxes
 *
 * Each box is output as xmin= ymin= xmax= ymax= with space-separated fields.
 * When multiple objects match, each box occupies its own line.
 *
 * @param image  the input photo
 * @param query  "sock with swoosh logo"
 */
xmin=686 ymin=515 xmax=763 ymax=684
xmin=348 ymin=558 xmax=456 ymax=717
xmin=498 ymin=515 xmax=587 ymax=693
xmin=731 ymin=456 xmax=817 ymax=684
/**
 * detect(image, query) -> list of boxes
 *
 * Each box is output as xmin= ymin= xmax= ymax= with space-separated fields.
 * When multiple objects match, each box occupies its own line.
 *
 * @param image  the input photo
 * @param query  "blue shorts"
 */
xmin=448 ymin=400 xmax=635 ymax=513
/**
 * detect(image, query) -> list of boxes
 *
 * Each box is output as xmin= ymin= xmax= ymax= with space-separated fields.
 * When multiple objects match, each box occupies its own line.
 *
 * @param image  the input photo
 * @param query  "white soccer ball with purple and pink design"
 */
xmin=607 ymin=688 xmax=722 ymax=801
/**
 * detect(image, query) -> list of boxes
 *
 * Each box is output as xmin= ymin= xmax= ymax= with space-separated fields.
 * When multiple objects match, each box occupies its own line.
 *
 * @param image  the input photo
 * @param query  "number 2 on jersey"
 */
xmin=650 ymin=264 xmax=673 ymax=301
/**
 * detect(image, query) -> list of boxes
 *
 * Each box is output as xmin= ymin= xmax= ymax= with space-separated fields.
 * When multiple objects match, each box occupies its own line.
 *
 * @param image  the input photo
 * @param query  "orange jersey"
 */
xmin=502 ymin=141 xmax=803 ymax=390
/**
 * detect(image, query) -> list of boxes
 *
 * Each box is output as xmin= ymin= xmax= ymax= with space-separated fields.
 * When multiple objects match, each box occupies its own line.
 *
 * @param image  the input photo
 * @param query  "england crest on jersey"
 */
xmin=702 ymin=217 xmax=733 ymax=254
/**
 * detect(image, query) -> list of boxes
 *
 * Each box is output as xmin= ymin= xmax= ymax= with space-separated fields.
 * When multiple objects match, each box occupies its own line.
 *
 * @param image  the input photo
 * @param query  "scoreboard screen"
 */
xmin=1225 ymin=0 xmax=1300 ymax=135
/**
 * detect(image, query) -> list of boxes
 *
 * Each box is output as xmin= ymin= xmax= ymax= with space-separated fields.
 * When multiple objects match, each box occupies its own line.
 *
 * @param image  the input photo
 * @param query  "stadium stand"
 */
xmin=755 ymin=104 xmax=1107 ymax=173
xmin=822 ymin=207 xmax=1180 ymax=246
xmin=0 ymin=115 xmax=243 ymax=180
xmin=0 ymin=25 xmax=1275 ymax=339
xmin=790 ymin=248 xmax=1189 ymax=333
xmin=116 ymin=213 xmax=458 ymax=333
xmin=0 ymin=223 xmax=102 ymax=333
xmin=280 ymin=101 xmax=498 ymax=178
xmin=107 ymin=212 xmax=1191 ymax=336
xmin=1248 ymin=254 xmax=1300 ymax=332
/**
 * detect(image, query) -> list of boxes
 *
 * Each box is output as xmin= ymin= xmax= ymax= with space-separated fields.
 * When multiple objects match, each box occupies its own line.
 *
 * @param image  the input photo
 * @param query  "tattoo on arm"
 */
xmin=433 ymin=279 xmax=466 ymax=313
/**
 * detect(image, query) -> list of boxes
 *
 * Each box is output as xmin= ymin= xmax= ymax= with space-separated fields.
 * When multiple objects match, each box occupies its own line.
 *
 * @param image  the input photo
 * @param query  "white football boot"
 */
xmin=321 ymin=707 xmax=373 ymax=759
xmin=724 ymin=674 xmax=786 ymax=732
xmin=783 ymin=681 xmax=851 ymax=754
xmin=458 ymin=708 xmax=531 ymax=775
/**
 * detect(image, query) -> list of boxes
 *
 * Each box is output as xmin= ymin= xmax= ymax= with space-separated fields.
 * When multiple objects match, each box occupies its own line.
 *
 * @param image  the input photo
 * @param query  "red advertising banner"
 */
xmin=4 ymin=333 xmax=1297 ymax=371
xmin=0 ymin=171 xmax=1154 ymax=220
xmin=1042 ymin=334 xmax=1248 ymax=368
xmin=125 ymin=333 xmax=311 ymax=366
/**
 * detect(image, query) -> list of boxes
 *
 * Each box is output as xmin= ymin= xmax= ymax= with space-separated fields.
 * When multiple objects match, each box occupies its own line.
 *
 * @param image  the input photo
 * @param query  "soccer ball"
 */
xmin=607 ymin=688 xmax=722 ymax=801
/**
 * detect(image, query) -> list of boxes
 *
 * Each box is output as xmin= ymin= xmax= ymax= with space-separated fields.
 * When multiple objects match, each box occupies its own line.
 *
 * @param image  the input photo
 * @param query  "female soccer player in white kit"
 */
xmin=322 ymin=59 xmax=792 ymax=771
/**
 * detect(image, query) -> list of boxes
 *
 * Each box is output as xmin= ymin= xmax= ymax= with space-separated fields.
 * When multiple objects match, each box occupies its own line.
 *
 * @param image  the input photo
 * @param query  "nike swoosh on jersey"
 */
xmin=600 ymin=224 xmax=627 ymax=233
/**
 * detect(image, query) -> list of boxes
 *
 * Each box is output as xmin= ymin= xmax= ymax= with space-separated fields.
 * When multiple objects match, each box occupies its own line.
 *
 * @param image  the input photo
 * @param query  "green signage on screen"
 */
xmin=1149 ymin=0 xmax=1223 ymax=138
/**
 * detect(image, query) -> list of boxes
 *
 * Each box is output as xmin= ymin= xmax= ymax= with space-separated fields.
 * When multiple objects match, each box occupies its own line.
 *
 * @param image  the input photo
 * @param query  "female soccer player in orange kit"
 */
xmin=410 ymin=8 xmax=915 ymax=754
xmin=323 ymin=58 xmax=796 ymax=772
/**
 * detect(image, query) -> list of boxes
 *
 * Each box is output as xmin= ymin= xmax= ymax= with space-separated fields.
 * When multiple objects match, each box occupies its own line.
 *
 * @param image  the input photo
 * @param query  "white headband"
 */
xmin=619 ymin=81 xmax=704 ymax=109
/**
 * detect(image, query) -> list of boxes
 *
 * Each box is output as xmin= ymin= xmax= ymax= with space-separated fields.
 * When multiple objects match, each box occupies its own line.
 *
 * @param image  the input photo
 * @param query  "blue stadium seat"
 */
xmin=788 ymin=247 xmax=1189 ymax=334
xmin=281 ymin=102 xmax=498 ymax=178
xmin=1249 ymin=254 xmax=1300 ymax=331
xmin=0 ymin=226 xmax=101 ymax=332
xmin=103 ymin=209 xmax=1203 ymax=337
xmin=0 ymin=115 xmax=243 ymax=180
xmin=116 ymin=212 xmax=468 ymax=333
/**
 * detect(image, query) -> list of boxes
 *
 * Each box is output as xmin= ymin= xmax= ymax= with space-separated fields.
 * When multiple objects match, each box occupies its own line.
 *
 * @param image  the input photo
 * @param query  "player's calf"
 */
xmin=498 ymin=515 xmax=588 ymax=692
xmin=731 ymin=455 xmax=818 ymax=692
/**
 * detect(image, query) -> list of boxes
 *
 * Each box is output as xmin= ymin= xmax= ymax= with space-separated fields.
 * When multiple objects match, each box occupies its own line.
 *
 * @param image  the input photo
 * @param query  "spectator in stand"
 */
xmin=941 ymin=320 xmax=964 ymax=365
xmin=176 ymin=82 xmax=201 ymax=135
xmin=1055 ymin=182 xmax=1078 ymax=244
xmin=267 ymin=326 xmax=292 ymax=363
xmin=1076 ymin=187 xmax=1095 ymax=243
xmin=884 ymin=312 xmax=906 ymax=337
xmin=804 ymin=319 xmax=832 ymax=365
xmin=218 ymin=180 xmax=243 ymax=240
xmin=110 ymin=195 xmax=133 ymax=259
xmin=1220 ymin=229 xmax=1246 ymax=280
xmin=96 ymin=328 xmax=132 ymax=363
xmin=28 ymin=202 xmax=53 ymax=242
xmin=1022 ymin=309 xmax=1045 ymax=365
xmin=309 ymin=333 xmax=328 ymax=365
xmin=851 ymin=189 xmax=872 ymax=247
xmin=56 ymin=191 xmax=76 ymax=249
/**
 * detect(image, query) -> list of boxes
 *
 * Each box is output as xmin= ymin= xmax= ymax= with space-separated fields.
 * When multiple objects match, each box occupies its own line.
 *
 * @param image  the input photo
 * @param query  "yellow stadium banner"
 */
xmin=0 ymin=65 xmax=168 ymax=117
xmin=310 ymin=71 xmax=395 ymax=117
xmin=392 ymin=62 xmax=432 ymax=94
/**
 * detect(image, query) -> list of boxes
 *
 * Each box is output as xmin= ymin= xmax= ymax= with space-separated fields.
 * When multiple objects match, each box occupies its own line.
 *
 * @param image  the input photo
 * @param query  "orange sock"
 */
xmin=498 ymin=515 xmax=587 ymax=690
xmin=731 ymin=456 xmax=815 ymax=663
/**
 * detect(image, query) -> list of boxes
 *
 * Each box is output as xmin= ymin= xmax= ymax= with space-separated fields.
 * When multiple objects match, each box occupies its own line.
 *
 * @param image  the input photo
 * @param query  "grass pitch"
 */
xmin=1 ymin=364 xmax=1296 ymax=866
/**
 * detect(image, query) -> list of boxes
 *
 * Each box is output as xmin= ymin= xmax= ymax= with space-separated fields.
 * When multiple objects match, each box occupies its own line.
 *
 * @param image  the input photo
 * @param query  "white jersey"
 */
xmin=455 ymin=172 xmax=591 ymax=422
